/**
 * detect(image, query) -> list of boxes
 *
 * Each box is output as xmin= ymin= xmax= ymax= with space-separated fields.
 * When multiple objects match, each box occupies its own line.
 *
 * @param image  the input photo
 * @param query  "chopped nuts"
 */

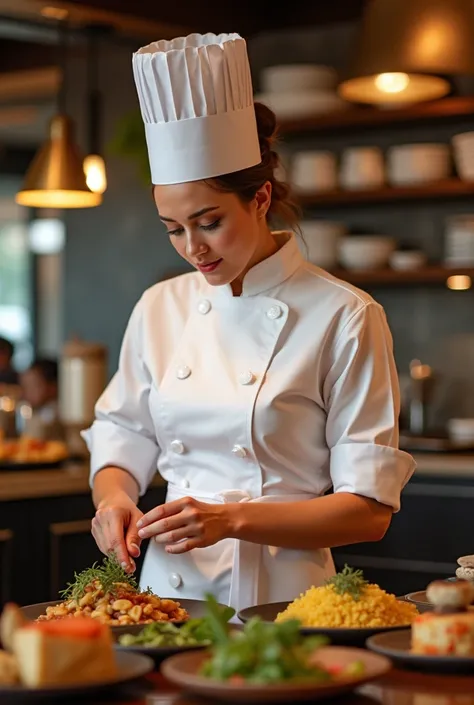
xmin=129 ymin=605 xmax=142 ymax=622
xmin=111 ymin=599 xmax=133 ymax=612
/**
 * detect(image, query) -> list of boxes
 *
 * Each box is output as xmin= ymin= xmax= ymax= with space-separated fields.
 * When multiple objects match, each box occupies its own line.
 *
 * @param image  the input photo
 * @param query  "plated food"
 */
xmin=456 ymin=554 xmax=474 ymax=583
xmin=118 ymin=599 xmax=235 ymax=649
xmin=0 ymin=433 xmax=68 ymax=465
xmin=368 ymin=579 xmax=474 ymax=672
xmin=161 ymin=596 xmax=391 ymax=702
xmin=0 ymin=603 xmax=153 ymax=692
xmin=275 ymin=565 xmax=418 ymax=629
xmin=36 ymin=555 xmax=188 ymax=627
xmin=412 ymin=579 xmax=474 ymax=656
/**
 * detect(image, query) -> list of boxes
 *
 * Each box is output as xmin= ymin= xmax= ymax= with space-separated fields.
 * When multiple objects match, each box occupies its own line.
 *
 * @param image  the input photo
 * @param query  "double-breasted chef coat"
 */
xmin=83 ymin=231 xmax=415 ymax=611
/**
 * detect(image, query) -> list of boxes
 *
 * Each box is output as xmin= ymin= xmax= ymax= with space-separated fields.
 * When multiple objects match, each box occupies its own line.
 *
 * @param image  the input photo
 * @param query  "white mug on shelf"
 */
xmin=291 ymin=151 xmax=337 ymax=193
xmin=452 ymin=132 xmax=474 ymax=181
xmin=339 ymin=146 xmax=385 ymax=191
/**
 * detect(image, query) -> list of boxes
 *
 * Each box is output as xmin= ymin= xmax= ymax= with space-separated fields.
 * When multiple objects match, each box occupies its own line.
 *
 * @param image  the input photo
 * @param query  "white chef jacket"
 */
xmin=83 ymin=231 xmax=415 ymax=611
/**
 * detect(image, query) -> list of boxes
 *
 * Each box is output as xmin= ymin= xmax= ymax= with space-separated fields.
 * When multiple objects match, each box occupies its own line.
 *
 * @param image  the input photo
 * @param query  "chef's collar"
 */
xmin=212 ymin=231 xmax=304 ymax=299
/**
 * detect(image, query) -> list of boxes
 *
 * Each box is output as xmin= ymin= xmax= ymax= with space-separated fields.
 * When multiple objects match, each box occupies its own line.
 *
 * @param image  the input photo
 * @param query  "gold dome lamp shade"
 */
xmin=15 ymin=114 xmax=102 ymax=209
xmin=338 ymin=0 xmax=474 ymax=105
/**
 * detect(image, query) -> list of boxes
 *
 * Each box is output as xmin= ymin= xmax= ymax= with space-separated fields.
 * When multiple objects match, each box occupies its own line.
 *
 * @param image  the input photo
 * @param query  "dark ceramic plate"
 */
xmin=237 ymin=601 xmax=413 ymax=646
xmin=0 ymin=650 xmax=153 ymax=699
xmin=367 ymin=628 xmax=474 ymax=674
xmin=114 ymin=638 xmax=208 ymax=666
xmin=20 ymin=598 xmax=227 ymax=638
xmin=114 ymin=623 xmax=243 ymax=666
xmin=161 ymin=647 xmax=392 ymax=702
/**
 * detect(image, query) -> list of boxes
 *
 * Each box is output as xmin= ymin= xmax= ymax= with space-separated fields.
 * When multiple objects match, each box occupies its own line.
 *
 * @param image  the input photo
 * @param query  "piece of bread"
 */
xmin=12 ymin=617 xmax=117 ymax=687
xmin=458 ymin=555 xmax=474 ymax=568
xmin=0 ymin=603 xmax=28 ymax=653
xmin=426 ymin=580 xmax=474 ymax=608
xmin=0 ymin=650 xmax=20 ymax=685
xmin=412 ymin=611 xmax=474 ymax=656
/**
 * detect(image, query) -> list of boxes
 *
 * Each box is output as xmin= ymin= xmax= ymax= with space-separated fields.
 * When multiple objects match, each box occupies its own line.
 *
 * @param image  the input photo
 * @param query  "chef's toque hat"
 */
xmin=132 ymin=33 xmax=261 ymax=185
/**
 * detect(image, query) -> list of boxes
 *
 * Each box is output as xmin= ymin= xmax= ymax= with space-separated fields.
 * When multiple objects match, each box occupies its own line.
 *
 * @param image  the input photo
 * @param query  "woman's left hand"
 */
xmin=137 ymin=497 xmax=233 ymax=554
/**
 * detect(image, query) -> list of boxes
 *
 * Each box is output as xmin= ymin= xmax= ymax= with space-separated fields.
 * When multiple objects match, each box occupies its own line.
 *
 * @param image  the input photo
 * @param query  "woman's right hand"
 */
xmin=91 ymin=491 xmax=143 ymax=573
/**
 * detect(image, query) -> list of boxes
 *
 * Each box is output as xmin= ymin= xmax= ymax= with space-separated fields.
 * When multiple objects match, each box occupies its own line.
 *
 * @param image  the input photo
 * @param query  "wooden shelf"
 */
xmin=278 ymin=96 xmax=474 ymax=136
xmin=298 ymin=179 xmax=474 ymax=208
xmin=329 ymin=266 xmax=474 ymax=287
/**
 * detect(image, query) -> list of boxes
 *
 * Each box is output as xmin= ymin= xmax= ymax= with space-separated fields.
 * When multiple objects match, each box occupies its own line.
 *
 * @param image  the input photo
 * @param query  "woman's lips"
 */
xmin=197 ymin=259 xmax=223 ymax=273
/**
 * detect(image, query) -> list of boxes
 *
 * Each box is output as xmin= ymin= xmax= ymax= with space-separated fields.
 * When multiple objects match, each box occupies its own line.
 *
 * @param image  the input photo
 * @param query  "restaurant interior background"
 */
xmin=1 ymin=0 xmax=474 ymax=608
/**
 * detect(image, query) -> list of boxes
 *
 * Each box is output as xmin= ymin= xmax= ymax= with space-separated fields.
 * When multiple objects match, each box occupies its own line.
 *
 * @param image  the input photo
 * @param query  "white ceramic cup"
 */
xmin=292 ymin=151 xmax=337 ymax=193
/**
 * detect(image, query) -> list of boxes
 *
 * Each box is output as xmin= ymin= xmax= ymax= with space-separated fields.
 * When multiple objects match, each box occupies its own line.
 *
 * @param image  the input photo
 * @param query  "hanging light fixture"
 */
xmin=83 ymin=25 xmax=108 ymax=195
xmin=338 ymin=0 xmax=474 ymax=106
xmin=16 ymin=20 xmax=101 ymax=208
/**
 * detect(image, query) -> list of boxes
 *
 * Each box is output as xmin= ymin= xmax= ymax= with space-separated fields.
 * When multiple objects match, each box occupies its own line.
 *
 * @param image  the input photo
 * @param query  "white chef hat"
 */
xmin=132 ymin=33 xmax=261 ymax=185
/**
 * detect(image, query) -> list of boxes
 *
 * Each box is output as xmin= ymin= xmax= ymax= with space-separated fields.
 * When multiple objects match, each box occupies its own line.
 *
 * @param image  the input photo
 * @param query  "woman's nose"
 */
xmin=186 ymin=235 xmax=208 ymax=258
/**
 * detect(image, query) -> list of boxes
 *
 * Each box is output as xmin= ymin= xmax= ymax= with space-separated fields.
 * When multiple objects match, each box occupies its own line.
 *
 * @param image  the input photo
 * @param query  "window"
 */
xmin=0 ymin=178 xmax=33 ymax=371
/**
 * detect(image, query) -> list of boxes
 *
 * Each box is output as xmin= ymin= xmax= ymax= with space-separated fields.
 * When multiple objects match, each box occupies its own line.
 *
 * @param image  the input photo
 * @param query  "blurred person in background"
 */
xmin=0 ymin=336 xmax=19 ymax=387
xmin=20 ymin=358 xmax=64 ymax=440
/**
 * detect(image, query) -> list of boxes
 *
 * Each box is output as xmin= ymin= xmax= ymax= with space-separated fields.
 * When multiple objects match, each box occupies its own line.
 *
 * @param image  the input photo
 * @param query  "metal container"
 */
xmin=59 ymin=338 xmax=107 ymax=456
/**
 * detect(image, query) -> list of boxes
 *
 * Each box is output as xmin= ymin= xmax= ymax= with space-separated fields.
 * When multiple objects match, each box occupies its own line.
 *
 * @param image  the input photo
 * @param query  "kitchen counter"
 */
xmin=413 ymin=452 xmax=474 ymax=477
xmin=64 ymin=668 xmax=474 ymax=705
xmin=0 ymin=462 xmax=166 ymax=502
xmin=1 ymin=452 xmax=474 ymax=502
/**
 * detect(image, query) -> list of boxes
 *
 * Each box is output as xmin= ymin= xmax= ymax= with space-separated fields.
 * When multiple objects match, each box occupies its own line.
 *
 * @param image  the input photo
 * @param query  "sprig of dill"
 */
xmin=325 ymin=564 xmax=368 ymax=601
xmin=60 ymin=554 xmax=139 ymax=601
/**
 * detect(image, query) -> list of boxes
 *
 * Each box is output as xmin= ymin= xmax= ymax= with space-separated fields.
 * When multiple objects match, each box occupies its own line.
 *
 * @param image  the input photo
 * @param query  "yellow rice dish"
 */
xmin=276 ymin=565 xmax=419 ymax=629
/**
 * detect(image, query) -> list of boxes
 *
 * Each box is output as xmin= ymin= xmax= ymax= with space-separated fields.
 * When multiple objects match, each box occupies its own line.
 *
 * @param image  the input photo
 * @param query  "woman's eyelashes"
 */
xmin=201 ymin=219 xmax=221 ymax=232
xmin=165 ymin=219 xmax=221 ymax=237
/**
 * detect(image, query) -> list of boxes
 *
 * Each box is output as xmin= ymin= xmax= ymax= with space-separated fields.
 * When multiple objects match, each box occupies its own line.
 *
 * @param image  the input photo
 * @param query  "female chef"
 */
xmin=83 ymin=32 xmax=415 ymax=611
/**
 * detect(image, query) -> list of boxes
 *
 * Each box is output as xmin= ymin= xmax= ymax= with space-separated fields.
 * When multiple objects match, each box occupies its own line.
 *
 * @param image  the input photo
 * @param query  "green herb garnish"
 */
xmin=325 ymin=564 xmax=368 ymax=601
xmin=60 ymin=554 xmax=138 ymax=601
xmin=199 ymin=595 xmax=330 ymax=684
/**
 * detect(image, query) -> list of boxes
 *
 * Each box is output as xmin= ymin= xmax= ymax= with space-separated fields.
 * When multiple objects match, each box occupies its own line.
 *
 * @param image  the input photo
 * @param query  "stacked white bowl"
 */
xmin=444 ymin=215 xmax=474 ymax=266
xmin=298 ymin=220 xmax=347 ymax=269
xmin=338 ymin=236 xmax=397 ymax=271
xmin=255 ymin=63 xmax=347 ymax=121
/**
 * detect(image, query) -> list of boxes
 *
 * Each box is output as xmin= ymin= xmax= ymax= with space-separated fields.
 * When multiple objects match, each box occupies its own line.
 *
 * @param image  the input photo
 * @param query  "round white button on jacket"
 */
xmin=180 ymin=478 xmax=190 ymax=489
xmin=239 ymin=370 xmax=255 ymax=386
xmin=197 ymin=299 xmax=211 ymax=315
xmin=266 ymin=305 xmax=282 ymax=320
xmin=231 ymin=444 xmax=247 ymax=458
xmin=168 ymin=572 xmax=183 ymax=589
xmin=170 ymin=440 xmax=185 ymax=455
xmin=176 ymin=365 xmax=191 ymax=380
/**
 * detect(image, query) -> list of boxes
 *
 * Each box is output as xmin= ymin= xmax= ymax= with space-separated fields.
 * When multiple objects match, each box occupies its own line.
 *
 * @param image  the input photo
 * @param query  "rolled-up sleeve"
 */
xmin=323 ymin=301 xmax=415 ymax=512
xmin=81 ymin=296 xmax=159 ymax=496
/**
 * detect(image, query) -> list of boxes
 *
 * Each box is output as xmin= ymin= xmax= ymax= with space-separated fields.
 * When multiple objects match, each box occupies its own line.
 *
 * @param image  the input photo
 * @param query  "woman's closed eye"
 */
xmin=166 ymin=219 xmax=221 ymax=237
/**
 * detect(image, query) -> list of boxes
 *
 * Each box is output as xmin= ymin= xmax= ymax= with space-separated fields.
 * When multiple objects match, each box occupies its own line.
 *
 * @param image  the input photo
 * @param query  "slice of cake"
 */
xmin=411 ymin=579 xmax=474 ymax=656
xmin=412 ymin=611 xmax=474 ymax=656
xmin=12 ymin=616 xmax=117 ymax=687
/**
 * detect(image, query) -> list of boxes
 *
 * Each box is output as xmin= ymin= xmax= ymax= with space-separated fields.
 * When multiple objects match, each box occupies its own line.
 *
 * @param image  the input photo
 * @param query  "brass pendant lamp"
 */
xmin=338 ymin=0 xmax=474 ymax=105
xmin=16 ymin=21 xmax=101 ymax=209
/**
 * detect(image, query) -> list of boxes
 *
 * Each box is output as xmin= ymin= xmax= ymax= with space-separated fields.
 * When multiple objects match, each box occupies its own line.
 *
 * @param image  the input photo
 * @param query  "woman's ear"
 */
xmin=254 ymin=181 xmax=272 ymax=219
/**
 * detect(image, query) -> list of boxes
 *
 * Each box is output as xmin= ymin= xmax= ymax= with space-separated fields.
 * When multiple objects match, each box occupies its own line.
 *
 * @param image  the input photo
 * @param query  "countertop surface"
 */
xmin=1 ymin=452 xmax=474 ymax=502
xmin=46 ymin=668 xmax=474 ymax=705
xmin=0 ymin=462 xmax=166 ymax=502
